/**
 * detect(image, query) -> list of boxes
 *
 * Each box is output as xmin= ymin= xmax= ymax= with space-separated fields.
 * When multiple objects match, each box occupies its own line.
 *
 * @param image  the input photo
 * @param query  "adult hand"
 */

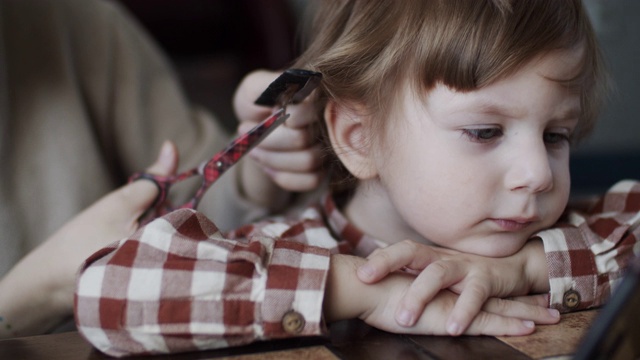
xmin=233 ymin=70 xmax=324 ymax=209
xmin=0 ymin=141 xmax=178 ymax=338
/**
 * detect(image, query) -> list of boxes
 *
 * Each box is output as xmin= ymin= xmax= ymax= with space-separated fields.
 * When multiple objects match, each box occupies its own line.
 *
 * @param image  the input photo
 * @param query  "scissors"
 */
xmin=130 ymin=69 xmax=322 ymax=225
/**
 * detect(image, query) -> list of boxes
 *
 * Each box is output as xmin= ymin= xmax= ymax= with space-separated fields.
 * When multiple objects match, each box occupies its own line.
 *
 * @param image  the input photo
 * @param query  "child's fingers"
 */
xmin=394 ymin=260 xmax=464 ymax=327
xmin=357 ymin=240 xmax=441 ymax=283
xmin=402 ymin=292 xmax=537 ymax=336
xmin=449 ymin=295 xmax=560 ymax=336
xmin=483 ymin=297 xmax=560 ymax=324
xmin=443 ymin=280 xmax=490 ymax=335
xmin=508 ymin=293 xmax=550 ymax=307
xmin=461 ymin=310 xmax=537 ymax=336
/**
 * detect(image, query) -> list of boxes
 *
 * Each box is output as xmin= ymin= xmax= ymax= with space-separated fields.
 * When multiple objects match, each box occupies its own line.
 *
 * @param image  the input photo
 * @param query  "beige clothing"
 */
xmin=0 ymin=0 xmax=265 ymax=275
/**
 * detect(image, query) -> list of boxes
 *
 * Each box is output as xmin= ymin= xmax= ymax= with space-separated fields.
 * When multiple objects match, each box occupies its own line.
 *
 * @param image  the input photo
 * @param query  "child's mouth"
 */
xmin=490 ymin=218 xmax=536 ymax=231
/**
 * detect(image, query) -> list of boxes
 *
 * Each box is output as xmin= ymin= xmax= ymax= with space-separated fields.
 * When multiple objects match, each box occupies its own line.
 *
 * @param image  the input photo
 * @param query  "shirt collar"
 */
xmin=321 ymin=192 xmax=388 ymax=257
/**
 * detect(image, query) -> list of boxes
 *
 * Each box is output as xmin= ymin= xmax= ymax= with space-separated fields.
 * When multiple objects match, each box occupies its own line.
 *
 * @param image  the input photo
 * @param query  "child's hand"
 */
xmin=326 ymin=254 xmax=557 ymax=336
xmin=356 ymin=239 xmax=556 ymax=335
xmin=233 ymin=70 xmax=324 ymax=208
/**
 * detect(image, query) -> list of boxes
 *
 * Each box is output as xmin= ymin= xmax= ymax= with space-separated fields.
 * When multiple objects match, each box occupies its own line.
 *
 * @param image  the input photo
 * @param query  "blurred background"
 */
xmin=114 ymin=0 xmax=640 ymax=196
xmin=575 ymin=0 xmax=640 ymax=195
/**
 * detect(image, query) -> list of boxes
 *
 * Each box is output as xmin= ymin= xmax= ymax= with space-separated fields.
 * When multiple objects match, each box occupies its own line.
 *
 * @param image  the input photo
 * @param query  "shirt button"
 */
xmin=563 ymin=290 xmax=581 ymax=310
xmin=282 ymin=311 xmax=306 ymax=334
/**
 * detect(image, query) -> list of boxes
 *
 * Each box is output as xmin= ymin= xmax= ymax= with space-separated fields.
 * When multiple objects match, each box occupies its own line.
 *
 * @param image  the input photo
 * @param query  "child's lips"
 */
xmin=490 ymin=217 xmax=537 ymax=231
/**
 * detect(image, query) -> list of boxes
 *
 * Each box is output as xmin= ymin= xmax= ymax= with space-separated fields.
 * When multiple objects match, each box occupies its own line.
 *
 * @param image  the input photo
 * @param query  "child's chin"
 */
xmin=462 ymin=236 xmax=527 ymax=258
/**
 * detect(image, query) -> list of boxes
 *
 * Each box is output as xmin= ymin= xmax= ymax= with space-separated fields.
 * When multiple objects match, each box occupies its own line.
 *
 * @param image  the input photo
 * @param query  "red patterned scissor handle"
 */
xmin=130 ymin=69 xmax=321 ymax=225
xmin=130 ymin=109 xmax=288 ymax=222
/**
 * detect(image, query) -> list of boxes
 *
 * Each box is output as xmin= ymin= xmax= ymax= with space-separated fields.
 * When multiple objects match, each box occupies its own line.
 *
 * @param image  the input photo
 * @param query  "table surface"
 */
xmin=0 ymin=311 xmax=596 ymax=360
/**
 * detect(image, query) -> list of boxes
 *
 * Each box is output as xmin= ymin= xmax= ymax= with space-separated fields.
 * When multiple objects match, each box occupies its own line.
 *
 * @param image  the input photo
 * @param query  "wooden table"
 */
xmin=0 ymin=312 xmax=596 ymax=360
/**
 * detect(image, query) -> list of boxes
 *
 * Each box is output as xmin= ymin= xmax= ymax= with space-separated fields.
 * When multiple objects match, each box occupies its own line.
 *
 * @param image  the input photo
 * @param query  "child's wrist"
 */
xmin=323 ymin=254 xmax=370 ymax=322
xmin=523 ymin=238 xmax=550 ymax=293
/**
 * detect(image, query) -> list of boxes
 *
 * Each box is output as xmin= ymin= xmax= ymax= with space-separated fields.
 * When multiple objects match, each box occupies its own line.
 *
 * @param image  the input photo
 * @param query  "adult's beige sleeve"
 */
xmin=0 ymin=0 xmax=267 ymax=275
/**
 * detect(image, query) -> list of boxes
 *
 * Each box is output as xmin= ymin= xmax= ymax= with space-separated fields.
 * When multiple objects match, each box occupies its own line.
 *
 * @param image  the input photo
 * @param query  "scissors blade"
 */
xmin=202 ymin=69 xmax=322 ymax=181
xmin=254 ymin=69 xmax=322 ymax=106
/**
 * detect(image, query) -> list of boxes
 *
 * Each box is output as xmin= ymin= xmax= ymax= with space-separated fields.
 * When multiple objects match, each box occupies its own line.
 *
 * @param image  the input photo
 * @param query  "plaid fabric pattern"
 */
xmin=74 ymin=194 xmax=378 ymax=357
xmin=538 ymin=179 xmax=640 ymax=312
xmin=75 ymin=181 xmax=640 ymax=356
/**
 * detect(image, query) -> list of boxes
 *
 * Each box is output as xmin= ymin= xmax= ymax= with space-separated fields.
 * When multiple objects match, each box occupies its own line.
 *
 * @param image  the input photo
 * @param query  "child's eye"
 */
xmin=462 ymin=128 xmax=503 ymax=143
xmin=543 ymin=132 xmax=571 ymax=146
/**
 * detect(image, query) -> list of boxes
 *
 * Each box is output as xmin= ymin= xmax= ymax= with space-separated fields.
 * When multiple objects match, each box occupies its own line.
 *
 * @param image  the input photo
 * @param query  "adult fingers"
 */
xmin=63 ymin=141 xmax=180 ymax=254
xmin=233 ymin=70 xmax=278 ymax=125
xmin=266 ymin=169 xmax=324 ymax=192
xmin=238 ymin=121 xmax=314 ymax=151
xmin=117 ymin=141 xmax=178 ymax=217
xmin=249 ymin=146 xmax=324 ymax=173
xmin=234 ymin=69 xmax=319 ymax=130
xmin=285 ymin=97 xmax=318 ymax=128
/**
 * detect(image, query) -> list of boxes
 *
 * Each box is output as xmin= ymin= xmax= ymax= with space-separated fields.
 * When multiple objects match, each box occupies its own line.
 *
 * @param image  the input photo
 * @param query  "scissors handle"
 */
xmin=130 ymin=69 xmax=321 ymax=225
xmin=130 ymin=110 xmax=288 ymax=224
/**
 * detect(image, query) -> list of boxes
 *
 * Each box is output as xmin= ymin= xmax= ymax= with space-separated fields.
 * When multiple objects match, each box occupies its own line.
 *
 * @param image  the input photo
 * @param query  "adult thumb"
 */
xmin=120 ymin=141 xmax=179 ymax=213
xmin=145 ymin=140 xmax=179 ymax=176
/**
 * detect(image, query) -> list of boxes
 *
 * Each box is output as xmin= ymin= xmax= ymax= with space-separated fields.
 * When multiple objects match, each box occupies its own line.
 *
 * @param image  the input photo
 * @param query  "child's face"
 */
xmin=370 ymin=52 xmax=580 ymax=257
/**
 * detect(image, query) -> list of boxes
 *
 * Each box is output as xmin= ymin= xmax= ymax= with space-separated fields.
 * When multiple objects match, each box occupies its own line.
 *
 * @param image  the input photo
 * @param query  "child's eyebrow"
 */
xmin=552 ymin=108 xmax=582 ymax=122
xmin=462 ymin=100 xmax=581 ymax=121
xmin=464 ymin=101 xmax=527 ymax=119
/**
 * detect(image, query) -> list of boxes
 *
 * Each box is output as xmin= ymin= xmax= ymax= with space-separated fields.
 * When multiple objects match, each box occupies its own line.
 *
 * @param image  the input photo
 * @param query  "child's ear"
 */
xmin=324 ymin=100 xmax=377 ymax=180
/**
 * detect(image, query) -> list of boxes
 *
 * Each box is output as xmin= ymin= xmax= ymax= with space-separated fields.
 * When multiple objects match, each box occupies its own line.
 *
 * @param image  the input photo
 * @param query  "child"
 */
xmin=75 ymin=0 xmax=640 ymax=357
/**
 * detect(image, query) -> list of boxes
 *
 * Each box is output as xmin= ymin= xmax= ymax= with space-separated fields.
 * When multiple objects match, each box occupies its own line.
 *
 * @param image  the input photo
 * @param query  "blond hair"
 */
xmin=292 ymin=0 xmax=607 ymax=187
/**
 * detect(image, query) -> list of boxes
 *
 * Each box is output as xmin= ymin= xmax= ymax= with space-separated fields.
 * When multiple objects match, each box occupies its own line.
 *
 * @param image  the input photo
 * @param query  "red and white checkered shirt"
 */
xmin=75 ymin=180 xmax=640 ymax=357
xmin=538 ymin=179 xmax=640 ymax=311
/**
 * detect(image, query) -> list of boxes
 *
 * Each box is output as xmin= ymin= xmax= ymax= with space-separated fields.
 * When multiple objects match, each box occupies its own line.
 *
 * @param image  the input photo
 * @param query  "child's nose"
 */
xmin=505 ymin=140 xmax=554 ymax=194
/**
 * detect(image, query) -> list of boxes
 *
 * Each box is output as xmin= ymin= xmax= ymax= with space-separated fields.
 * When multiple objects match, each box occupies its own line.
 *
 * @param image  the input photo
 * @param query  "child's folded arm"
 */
xmin=74 ymin=209 xmax=332 ymax=358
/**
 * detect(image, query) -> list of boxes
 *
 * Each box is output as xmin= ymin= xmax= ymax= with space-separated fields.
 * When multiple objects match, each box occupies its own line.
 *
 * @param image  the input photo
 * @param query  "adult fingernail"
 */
xmin=523 ymin=320 xmax=535 ymax=329
xmin=249 ymin=148 xmax=263 ymax=161
xmin=357 ymin=264 xmax=374 ymax=280
xmin=159 ymin=141 xmax=173 ymax=167
xmin=396 ymin=309 xmax=415 ymax=327
xmin=548 ymin=308 xmax=560 ymax=318
xmin=261 ymin=166 xmax=276 ymax=178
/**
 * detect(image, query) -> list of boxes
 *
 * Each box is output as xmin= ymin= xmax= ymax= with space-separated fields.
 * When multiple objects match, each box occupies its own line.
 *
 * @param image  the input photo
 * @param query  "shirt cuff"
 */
xmin=537 ymin=226 xmax=603 ymax=312
xmin=259 ymin=240 xmax=331 ymax=340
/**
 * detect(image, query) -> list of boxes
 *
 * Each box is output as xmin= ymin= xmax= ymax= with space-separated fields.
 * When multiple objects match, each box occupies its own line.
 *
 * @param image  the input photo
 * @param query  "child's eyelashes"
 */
xmin=461 ymin=128 xmax=503 ymax=143
xmin=460 ymin=128 xmax=573 ymax=147
xmin=543 ymin=132 xmax=572 ymax=147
